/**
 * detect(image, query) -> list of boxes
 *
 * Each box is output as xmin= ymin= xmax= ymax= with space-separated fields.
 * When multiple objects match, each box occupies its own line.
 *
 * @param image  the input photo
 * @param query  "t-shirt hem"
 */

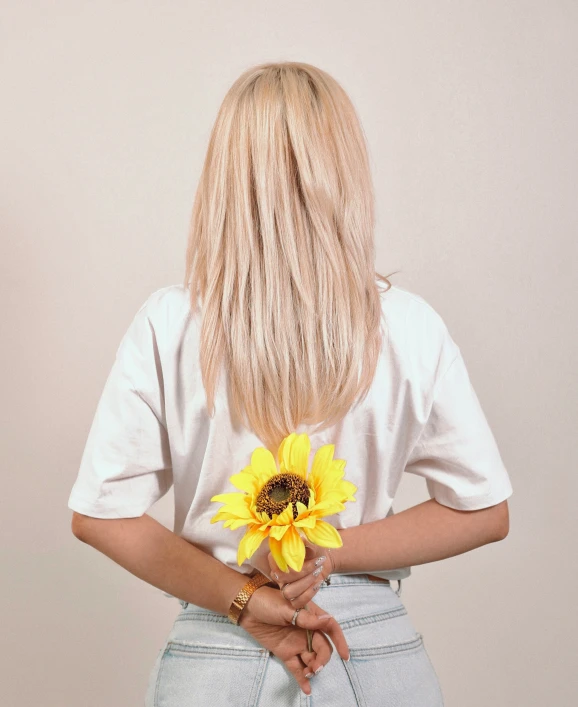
xmin=433 ymin=484 xmax=513 ymax=511
xmin=67 ymin=492 xmax=158 ymax=519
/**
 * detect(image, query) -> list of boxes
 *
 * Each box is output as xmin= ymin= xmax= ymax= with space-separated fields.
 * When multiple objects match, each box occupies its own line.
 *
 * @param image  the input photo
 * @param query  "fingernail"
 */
xmin=315 ymin=556 xmax=326 ymax=566
xmin=314 ymin=664 xmax=324 ymax=674
xmin=345 ymin=654 xmax=351 ymax=662
xmin=313 ymin=583 xmax=321 ymax=591
xmin=312 ymin=567 xmax=322 ymax=577
xmin=318 ymin=613 xmax=332 ymax=619
xmin=305 ymin=672 xmax=314 ymax=678
xmin=272 ymin=572 xmax=279 ymax=580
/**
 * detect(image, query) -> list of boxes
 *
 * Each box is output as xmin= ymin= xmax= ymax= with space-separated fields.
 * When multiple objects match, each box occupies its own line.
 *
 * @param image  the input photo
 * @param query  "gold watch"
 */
xmin=228 ymin=571 xmax=276 ymax=625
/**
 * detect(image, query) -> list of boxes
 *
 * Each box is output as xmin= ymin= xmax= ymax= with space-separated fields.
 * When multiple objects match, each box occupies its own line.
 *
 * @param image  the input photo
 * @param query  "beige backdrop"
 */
xmin=2 ymin=2 xmax=576 ymax=705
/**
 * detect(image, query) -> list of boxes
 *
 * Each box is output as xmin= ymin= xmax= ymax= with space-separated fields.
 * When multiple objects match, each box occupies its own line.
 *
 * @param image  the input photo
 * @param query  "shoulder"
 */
xmin=377 ymin=280 xmax=460 ymax=378
xmin=137 ymin=283 xmax=191 ymax=314
xmin=135 ymin=284 xmax=193 ymax=326
xmin=121 ymin=284 xmax=193 ymax=350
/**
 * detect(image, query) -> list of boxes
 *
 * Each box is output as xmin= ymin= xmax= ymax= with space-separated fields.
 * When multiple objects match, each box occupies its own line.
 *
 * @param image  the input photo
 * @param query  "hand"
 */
xmin=267 ymin=541 xmax=336 ymax=610
xmin=238 ymin=585 xmax=349 ymax=696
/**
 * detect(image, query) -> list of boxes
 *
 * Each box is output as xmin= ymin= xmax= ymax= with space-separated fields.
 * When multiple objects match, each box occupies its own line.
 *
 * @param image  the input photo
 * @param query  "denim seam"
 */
xmin=166 ymin=640 xmax=266 ymax=658
xmin=342 ymin=659 xmax=367 ymax=706
xmin=153 ymin=644 xmax=171 ymax=707
xmin=350 ymin=633 xmax=424 ymax=658
xmin=248 ymin=649 xmax=269 ymax=707
xmin=176 ymin=612 xmax=233 ymax=625
xmin=340 ymin=605 xmax=407 ymax=631
xmin=318 ymin=577 xmax=392 ymax=587
xmin=300 ymin=686 xmax=311 ymax=707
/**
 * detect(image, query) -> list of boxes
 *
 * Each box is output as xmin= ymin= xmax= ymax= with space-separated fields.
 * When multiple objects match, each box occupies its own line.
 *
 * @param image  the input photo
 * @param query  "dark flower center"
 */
xmin=256 ymin=473 xmax=310 ymax=520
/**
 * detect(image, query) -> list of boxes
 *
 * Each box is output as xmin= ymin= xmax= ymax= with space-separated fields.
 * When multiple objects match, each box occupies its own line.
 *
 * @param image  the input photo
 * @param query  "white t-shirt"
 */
xmin=67 ymin=280 xmax=513 ymax=587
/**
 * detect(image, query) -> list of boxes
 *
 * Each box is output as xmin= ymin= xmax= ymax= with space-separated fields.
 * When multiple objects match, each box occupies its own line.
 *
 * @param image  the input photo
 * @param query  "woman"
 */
xmin=68 ymin=61 xmax=513 ymax=706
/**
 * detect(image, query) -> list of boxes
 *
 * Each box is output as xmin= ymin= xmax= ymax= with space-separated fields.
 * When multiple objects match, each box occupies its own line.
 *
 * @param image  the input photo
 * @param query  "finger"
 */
xmin=307 ymin=628 xmax=333 ymax=674
xmin=299 ymin=649 xmax=316 ymax=672
xmin=279 ymin=563 xmax=327 ymax=602
xmin=284 ymin=655 xmax=312 ymax=695
xmin=295 ymin=610 xmax=350 ymax=661
xmin=268 ymin=555 xmax=297 ymax=584
xmin=281 ymin=576 xmax=325 ymax=610
xmin=268 ymin=551 xmax=326 ymax=585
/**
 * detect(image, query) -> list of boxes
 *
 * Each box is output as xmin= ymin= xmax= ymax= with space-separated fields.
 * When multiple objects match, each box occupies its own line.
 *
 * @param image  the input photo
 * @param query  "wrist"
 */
xmin=237 ymin=584 xmax=276 ymax=628
xmin=228 ymin=570 xmax=276 ymax=625
xmin=330 ymin=531 xmax=345 ymax=574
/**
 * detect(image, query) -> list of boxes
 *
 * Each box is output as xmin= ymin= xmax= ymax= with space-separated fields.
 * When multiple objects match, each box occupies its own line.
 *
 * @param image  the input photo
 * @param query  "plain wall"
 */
xmin=2 ymin=2 xmax=576 ymax=705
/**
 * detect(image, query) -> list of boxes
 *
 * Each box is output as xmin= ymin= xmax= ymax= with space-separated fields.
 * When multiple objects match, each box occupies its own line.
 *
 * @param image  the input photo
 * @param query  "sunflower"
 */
xmin=210 ymin=432 xmax=357 ymax=572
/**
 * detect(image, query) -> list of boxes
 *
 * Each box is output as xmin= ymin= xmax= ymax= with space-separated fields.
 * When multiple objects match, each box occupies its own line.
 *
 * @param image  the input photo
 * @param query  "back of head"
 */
xmin=184 ymin=61 xmax=392 ymax=452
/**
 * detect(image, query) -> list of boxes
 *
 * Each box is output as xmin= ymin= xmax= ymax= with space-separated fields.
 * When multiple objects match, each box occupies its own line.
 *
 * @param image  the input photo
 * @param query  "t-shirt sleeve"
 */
xmin=404 ymin=348 xmax=513 ymax=511
xmin=67 ymin=292 xmax=173 ymax=519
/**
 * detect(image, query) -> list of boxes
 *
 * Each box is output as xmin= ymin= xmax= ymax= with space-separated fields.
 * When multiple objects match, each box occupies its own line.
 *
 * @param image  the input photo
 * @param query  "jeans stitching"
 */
xmin=154 ymin=641 xmax=269 ymax=707
xmin=342 ymin=659 xmax=367 ymax=706
xmin=340 ymin=605 xmax=407 ymax=631
xmin=317 ymin=577 xmax=392 ymax=587
xmin=166 ymin=640 xmax=266 ymax=658
xmin=248 ymin=649 xmax=269 ymax=707
xmin=176 ymin=612 xmax=233 ymax=624
xmin=350 ymin=633 xmax=424 ymax=658
xmin=153 ymin=644 xmax=171 ymax=707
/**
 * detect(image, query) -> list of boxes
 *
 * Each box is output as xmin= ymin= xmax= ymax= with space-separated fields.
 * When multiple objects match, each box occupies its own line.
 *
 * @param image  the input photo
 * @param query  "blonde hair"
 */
xmin=183 ymin=61 xmax=394 ymax=453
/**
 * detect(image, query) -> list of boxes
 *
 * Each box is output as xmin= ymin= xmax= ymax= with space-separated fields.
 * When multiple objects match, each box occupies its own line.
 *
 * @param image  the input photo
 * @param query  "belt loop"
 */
xmin=395 ymin=579 xmax=402 ymax=597
xmin=179 ymin=599 xmax=189 ymax=609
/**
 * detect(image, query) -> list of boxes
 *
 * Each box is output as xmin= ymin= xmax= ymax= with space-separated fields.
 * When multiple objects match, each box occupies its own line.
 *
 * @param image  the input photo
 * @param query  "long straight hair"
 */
xmin=183 ymin=61 xmax=393 ymax=453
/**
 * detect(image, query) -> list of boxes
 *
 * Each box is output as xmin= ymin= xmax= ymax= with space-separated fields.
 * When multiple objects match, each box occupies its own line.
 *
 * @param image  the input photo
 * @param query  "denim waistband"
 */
xmin=324 ymin=573 xmax=389 ymax=586
xmin=168 ymin=572 xmax=402 ymax=611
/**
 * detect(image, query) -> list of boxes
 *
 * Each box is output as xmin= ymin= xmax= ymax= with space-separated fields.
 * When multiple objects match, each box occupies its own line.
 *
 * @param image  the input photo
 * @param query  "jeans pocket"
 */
xmin=151 ymin=639 xmax=269 ymax=707
xmin=341 ymin=610 xmax=445 ymax=707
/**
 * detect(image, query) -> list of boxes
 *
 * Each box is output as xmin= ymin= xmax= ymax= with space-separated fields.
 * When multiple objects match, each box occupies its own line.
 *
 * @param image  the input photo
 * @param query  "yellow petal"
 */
xmin=250 ymin=447 xmax=279 ymax=483
xmin=229 ymin=472 xmax=260 ymax=494
xmin=302 ymin=520 xmax=343 ymax=548
xmin=210 ymin=510 xmax=232 ymax=523
xmin=309 ymin=499 xmax=346 ymax=516
xmin=211 ymin=492 xmax=247 ymax=504
xmin=295 ymin=501 xmax=309 ymax=518
xmin=293 ymin=515 xmax=316 ymax=528
xmin=339 ymin=480 xmax=358 ymax=500
xmin=269 ymin=524 xmax=290 ymax=540
xmin=308 ymin=487 xmax=316 ymax=509
xmin=237 ymin=525 xmax=269 ymax=565
xmin=269 ymin=535 xmax=288 ymax=572
xmin=240 ymin=463 xmax=271 ymax=487
xmin=278 ymin=432 xmax=309 ymax=479
xmin=281 ymin=525 xmax=306 ymax=572
xmin=273 ymin=502 xmax=293 ymax=526
xmin=212 ymin=503 xmax=255 ymax=520
xmin=289 ymin=434 xmax=311 ymax=479
xmin=277 ymin=433 xmax=297 ymax=471
xmin=225 ymin=518 xmax=255 ymax=530
xmin=330 ymin=459 xmax=347 ymax=479
xmin=308 ymin=444 xmax=334 ymax=493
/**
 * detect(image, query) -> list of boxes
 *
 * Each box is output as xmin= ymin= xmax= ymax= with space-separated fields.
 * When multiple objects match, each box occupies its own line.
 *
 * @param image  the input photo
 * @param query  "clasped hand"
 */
xmin=240 ymin=543 xmax=348 ymax=696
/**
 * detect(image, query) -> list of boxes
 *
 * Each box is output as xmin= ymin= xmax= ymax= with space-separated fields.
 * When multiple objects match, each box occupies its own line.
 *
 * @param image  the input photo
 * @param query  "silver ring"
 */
xmin=291 ymin=608 xmax=303 ymax=626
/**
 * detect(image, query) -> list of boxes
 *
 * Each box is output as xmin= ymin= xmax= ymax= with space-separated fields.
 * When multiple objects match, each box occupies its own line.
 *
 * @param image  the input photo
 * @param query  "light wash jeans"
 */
xmin=144 ymin=574 xmax=444 ymax=706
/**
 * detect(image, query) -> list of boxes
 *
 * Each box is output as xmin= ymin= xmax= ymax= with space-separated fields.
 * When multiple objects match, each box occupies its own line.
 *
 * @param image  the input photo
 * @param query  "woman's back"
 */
xmin=67 ymin=276 xmax=512 ymax=584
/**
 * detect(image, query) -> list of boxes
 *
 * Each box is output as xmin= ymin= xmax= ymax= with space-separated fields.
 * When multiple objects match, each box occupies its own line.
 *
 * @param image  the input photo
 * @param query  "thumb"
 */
xmin=296 ymin=610 xmax=333 ymax=630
